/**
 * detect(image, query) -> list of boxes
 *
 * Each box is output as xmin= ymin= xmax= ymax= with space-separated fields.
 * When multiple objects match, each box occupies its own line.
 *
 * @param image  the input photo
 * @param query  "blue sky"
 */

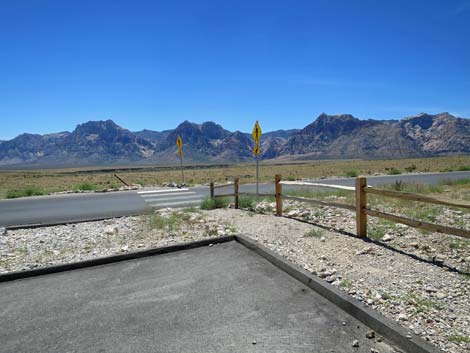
xmin=1 ymin=0 xmax=469 ymax=140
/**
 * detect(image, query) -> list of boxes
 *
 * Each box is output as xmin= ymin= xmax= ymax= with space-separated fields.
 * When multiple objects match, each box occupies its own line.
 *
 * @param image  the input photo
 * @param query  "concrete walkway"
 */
xmin=0 ymin=241 xmax=400 ymax=353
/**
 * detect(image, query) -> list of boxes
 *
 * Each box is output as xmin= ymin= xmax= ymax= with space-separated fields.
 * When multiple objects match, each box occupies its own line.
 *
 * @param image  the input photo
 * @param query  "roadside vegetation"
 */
xmin=6 ymin=187 xmax=46 ymax=199
xmin=73 ymin=182 xmax=98 ymax=191
xmin=0 ymin=155 xmax=469 ymax=199
xmin=200 ymin=197 xmax=231 ymax=210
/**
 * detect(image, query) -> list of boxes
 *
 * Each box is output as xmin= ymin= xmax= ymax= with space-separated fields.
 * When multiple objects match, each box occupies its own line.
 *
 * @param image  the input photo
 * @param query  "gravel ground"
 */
xmin=1 ymin=204 xmax=469 ymax=353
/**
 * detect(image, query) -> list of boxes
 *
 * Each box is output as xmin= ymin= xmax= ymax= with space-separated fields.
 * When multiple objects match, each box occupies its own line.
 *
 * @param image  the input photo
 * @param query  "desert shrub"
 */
xmin=345 ymin=170 xmax=358 ymax=177
xmin=6 ymin=187 xmax=45 ymax=199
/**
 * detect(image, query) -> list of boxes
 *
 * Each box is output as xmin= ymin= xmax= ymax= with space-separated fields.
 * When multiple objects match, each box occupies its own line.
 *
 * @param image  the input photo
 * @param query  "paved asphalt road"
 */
xmin=0 ymin=171 xmax=468 ymax=227
xmin=0 ymin=241 xmax=397 ymax=353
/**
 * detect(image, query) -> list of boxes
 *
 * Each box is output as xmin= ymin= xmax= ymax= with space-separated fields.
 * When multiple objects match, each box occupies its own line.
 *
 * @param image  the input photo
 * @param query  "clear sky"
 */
xmin=1 ymin=0 xmax=469 ymax=140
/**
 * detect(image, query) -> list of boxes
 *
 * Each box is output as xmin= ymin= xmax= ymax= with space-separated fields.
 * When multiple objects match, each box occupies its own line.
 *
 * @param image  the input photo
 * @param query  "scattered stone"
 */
xmin=104 ymin=226 xmax=118 ymax=236
xmin=356 ymin=246 xmax=374 ymax=255
xmin=366 ymin=330 xmax=375 ymax=339
xmin=432 ymin=255 xmax=445 ymax=265
xmin=398 ymin=313 xmax=408 ymax=321
xmin=352 ymin=340 xmax=359 ymax=347
xmin=0 ymin=227 xmax=6 ymax=236
xmin=382 ymin=234 xmax=393 ymax=242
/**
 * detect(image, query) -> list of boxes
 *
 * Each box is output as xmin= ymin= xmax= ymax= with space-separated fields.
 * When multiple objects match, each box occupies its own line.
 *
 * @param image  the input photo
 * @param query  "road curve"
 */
xmin=0 ymin=171 xmax=468 ymax=228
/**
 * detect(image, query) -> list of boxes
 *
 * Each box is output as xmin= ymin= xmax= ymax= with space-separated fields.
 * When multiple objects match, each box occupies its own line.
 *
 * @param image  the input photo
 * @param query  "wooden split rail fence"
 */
xmin=209 ymin=175 xmax=470 ymax=240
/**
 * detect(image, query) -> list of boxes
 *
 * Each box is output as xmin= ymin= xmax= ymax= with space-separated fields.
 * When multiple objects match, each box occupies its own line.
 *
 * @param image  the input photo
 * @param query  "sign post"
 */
xmin=251 ymin=121 xmax=262 ymax=196
xmin=176 ymin=135 xmax=184 ymax=185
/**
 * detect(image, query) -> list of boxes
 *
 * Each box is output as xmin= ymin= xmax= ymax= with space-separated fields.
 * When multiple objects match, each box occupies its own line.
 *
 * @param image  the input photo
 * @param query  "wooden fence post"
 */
xmin=234 ymin=178 xmax=239 ymax=209
xmin=210 ymin=182 xmax=214 ymax=199
xmin=275 ymin=174 xmax=282 ymax=216
xmin=355 ymin=176 xmax=367 ymax=237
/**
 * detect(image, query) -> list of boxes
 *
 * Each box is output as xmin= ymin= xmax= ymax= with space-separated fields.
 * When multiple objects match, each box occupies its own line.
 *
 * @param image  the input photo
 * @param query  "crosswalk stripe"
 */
xmin=143 ymin=194 xmax=203 ymax=203
xmin=148 ymin=199 xmax=204 ymax=208
xmin=141 ymin=191 xmax=196 ymax=198
xmin=138 ymin=188 xmax=189 ymax=194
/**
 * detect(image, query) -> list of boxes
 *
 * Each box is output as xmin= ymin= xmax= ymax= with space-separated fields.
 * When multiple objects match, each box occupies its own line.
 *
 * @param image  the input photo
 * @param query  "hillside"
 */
xmin=0 ymin=112 xmax=468 ymax=167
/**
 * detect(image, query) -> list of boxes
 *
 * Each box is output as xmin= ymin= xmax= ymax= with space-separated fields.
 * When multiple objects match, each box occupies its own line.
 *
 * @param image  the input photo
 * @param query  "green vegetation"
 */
xmin=387 ymin=168 xmax=402 ymax=175
xmin=448 ymin=335 xmax=470 ymax=344
xmin=381 ymin=181 xmax=443 ymax=194
xmin=238 ymin=196 xmax=257 ymax=211
xmin=200 ymin=197 xmax=230 ymax=210
xmin=304 ymin=229 xmax=323 ymax=238
xmin=367 ymin=227 xmax=387 ymax=241
xmin=6 ymin=187 xmax=46 ymax=199
xmin=74 ymin=182 xmax=97 ymax=191
xmin=457 ymin=165 xmax=470 ymax=171
xmin=182 ymin=206 xmax=200 ymax=214
xmin=367 ymin=220 xmax=398 ymax=241
xmin=339 ymin=278 xmax=353 ymax=289
xmin=449 ymin=240 xmax=470 ymax=250
xmin=345 ymin=170 xmax=358 ymax=177
xmin=149 ymin=214 xmax=182 ymax=231
xmin=403 ymin=293 xmax=444 ymax=313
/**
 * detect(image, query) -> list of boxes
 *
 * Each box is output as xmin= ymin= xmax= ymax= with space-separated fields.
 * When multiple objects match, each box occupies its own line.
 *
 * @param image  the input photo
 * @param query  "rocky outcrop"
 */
xmin=0 ymin=112 xmax=468 ymax=167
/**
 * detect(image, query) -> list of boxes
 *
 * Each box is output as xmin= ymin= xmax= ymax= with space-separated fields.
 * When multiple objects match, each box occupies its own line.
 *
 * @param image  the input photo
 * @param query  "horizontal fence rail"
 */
xmin=209 ymin=175 xmax=468 ymax=240
xmin=364 ymin=187 xmax=470 ymax=209
xmin=213 ymin=182 xmax=234 ymax=189
xmin=364 ymin=209 xmax=470 ymax=239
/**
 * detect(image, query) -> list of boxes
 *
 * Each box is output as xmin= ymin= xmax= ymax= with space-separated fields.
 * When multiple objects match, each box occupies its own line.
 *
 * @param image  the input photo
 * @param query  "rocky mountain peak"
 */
xmin=74 ymin=119 xmax=121 ymax=135
xmin=0 ymin=113 xmax=468 ymax=167
xmin=301 ymin=113 xmax=362 ymax=139
xmin=200 ymin=121 xmax=230 ymax=140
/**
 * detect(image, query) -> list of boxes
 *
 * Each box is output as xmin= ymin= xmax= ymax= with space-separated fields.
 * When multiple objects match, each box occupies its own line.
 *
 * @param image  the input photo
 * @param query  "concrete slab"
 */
xmin=1 ymin=241 xmax=402 ymax=353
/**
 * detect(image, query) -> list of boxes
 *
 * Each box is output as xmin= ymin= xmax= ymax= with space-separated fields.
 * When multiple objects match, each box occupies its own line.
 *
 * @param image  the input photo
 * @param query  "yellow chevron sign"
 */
xmin=176 ymin=135 xmax=183 ymax=148
xmin=252 ymin=121 xmax=262 ymax=144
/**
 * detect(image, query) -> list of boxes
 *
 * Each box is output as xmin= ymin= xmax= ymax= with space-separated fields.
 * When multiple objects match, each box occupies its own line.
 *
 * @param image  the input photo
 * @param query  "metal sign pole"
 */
xmin=256 ymin=155 xmax=259 ymax=196
xmin=180 ymin=153 xmax=184 ymax=185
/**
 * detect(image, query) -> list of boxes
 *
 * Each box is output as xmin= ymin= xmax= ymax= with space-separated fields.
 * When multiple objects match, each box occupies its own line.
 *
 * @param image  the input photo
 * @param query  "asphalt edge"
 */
xmin=235 ymin=234 xmax=440 ymax=353
xmin=0 ymin=235 xmax=235 ymax=283
xmin=4 ymin=212 xmax=153 ymax=230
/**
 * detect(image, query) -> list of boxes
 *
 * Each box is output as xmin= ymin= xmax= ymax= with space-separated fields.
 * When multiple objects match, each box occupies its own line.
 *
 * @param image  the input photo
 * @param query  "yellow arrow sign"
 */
xmin=252 ymin=121 xmax=262 ymax=144
xmin=253 ymin=145 xmax=261 ymax=156
xmin=176 ymin=135 xmax=183 ymax=149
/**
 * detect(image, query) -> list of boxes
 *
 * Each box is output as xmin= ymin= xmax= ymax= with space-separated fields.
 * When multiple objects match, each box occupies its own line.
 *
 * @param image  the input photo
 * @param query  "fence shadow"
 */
xmin=283 ymin=215 xmax=470 ymax=277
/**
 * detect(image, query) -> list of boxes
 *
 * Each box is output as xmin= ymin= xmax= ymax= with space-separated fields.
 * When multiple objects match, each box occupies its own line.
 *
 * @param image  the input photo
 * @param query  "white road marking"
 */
xmin=143 ymin=194 xmax=203 ymax=203
xmin=138 ymin=188 xmax=190 ymax=194
xmin=148 ymin=199 xmax=205 ymax=208
xmin=141 ymin=191 xmax=196 ymax=198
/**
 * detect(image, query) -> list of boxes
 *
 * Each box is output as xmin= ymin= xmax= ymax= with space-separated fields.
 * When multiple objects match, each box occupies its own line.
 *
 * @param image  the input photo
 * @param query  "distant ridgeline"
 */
xmin=0 ymin=112 xmax=469 ymax=168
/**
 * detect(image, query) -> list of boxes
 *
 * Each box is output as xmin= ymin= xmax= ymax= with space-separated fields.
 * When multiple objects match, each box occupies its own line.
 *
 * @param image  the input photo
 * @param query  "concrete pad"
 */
xmin=1 ymin=241 xmax=401 ymax=353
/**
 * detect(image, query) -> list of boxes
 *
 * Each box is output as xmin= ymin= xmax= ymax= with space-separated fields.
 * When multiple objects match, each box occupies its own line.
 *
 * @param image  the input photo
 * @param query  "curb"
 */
xmin=0 ymin=235 xmax=235 ymax=283
xmin=4 ymin=212 xmax=153 ymax=231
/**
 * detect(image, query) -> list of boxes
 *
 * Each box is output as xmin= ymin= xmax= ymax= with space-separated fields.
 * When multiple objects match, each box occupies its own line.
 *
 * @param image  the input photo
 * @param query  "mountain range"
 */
xmin=0 ymin=112 xmax=468 ymax=168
